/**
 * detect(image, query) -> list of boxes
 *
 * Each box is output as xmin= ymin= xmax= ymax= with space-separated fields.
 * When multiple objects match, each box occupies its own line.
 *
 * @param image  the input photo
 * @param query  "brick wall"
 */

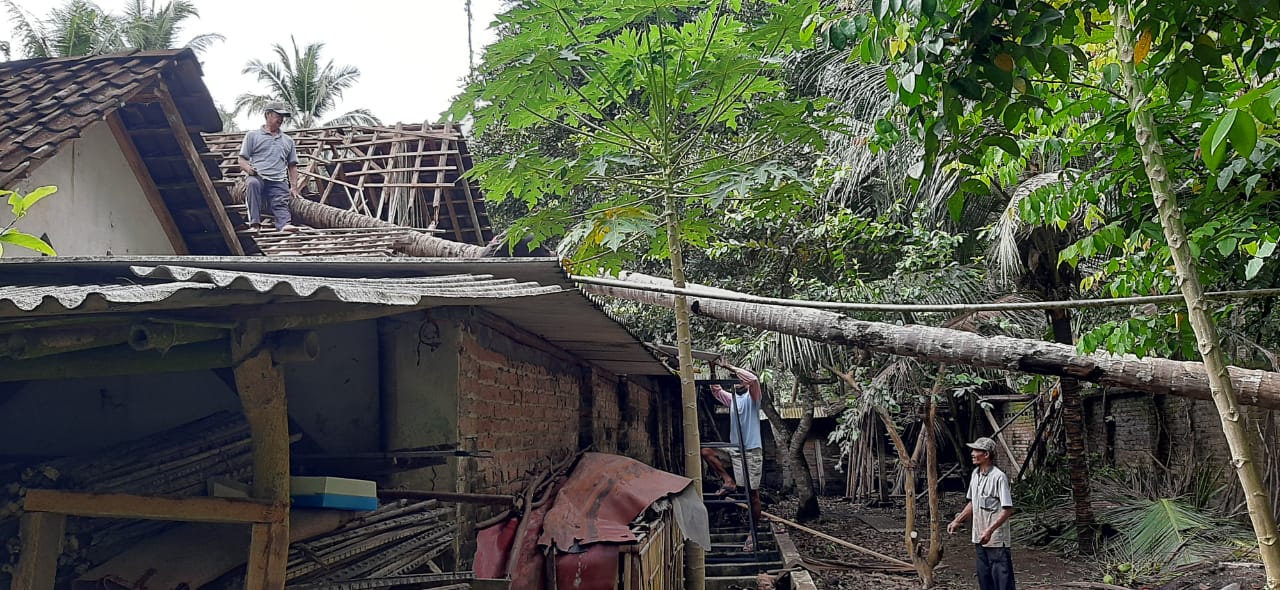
xmin=455 ymin=315 xmax=678 ymax=496
xmin=457 ymin=321 xmax=581 ymax=495
xmin=1081 ymin=391 xmax=1237 ymax=470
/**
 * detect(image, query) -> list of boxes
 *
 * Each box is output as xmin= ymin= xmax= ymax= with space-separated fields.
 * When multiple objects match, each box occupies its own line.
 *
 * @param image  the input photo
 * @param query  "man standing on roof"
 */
xmin=709 ymin=357 xmax=763 ymax=551
xmin=949 ymin=436 xmax=1017 ymax=590
xmin=238 ymin=102 xmax=301 ymax=232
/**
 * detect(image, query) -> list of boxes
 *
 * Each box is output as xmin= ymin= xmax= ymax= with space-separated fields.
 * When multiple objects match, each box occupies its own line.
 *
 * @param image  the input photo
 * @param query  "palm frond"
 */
xmin=324 ymin=108 xmax=382 ymax=127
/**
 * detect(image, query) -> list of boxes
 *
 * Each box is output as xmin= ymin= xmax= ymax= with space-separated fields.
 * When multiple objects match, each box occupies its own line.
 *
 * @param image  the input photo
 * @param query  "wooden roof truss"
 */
xmin=204 ymin=123 xmax=493 ymax=247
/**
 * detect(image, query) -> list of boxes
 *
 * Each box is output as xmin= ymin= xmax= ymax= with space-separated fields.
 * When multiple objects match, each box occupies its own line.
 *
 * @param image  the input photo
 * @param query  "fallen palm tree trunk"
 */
xmin=288 ymin=196 xmax=489 ymax=258
xmin=580 ymin=273 xmax=1280 ymax=408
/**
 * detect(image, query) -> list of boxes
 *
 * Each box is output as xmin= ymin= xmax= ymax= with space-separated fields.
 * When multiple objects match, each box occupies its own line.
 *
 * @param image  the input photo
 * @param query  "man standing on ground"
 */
xmin=238 ymin=102 xmax=301 ymax=232
xmin=948 ymin=436 xmax=1016 ymax=590
xmin=709 ymin=358 xmax=763 ymax=551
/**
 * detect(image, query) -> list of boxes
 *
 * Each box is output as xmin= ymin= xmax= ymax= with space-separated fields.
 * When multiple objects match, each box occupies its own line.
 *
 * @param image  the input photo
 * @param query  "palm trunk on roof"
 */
xmin=581 ymin=273 xmax=1280 ymax=407
xmin=287 ymin=195 xmax=489 ymax=258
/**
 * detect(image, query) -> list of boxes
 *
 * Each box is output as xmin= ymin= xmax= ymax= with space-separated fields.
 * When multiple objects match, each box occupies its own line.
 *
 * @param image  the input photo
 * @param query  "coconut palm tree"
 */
xmin=806 ymin=44 xmax=1103 ymax=552
xmin=3 ymin=0 xmax=117 ymax=58
xmin=234 ymin=37 xmax=381 ymax=129
xmin=117 ymin=0 xmax=223 ymax=54
xmin=4 ymin=0 xmax=221 ymax=59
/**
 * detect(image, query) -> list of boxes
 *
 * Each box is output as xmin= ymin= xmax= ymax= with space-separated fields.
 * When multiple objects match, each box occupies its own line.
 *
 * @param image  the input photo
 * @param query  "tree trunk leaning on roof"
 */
xmin=579 ymin=273 xmax=1280 ymax=408
xmin=1113 ymin=4 xmax=1280 ymax=585
xmin=286 ymin=195 xmax=490 ymax=258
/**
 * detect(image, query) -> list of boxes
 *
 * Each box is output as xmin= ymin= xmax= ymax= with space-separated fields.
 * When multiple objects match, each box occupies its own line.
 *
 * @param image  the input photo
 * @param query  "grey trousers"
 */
xmin=245 ymin=176 xmax=292 ymax=229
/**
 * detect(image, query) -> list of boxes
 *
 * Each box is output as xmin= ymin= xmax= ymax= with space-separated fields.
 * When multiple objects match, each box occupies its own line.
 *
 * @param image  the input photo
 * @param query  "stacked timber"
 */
xmin=0 ymin=411 xmax=257 ymax=585
xmin=206 ymin=499 xmax=461 ymax=589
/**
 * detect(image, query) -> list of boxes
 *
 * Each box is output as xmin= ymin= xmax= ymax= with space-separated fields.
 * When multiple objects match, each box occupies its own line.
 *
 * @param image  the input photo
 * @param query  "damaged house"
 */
xmin=0 ymin=49 xmax=694 ymax=589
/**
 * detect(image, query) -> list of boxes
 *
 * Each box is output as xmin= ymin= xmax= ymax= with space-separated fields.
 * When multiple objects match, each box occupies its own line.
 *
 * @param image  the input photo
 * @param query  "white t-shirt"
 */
xmin=967 ymin=465 xmax=1014 ymax=547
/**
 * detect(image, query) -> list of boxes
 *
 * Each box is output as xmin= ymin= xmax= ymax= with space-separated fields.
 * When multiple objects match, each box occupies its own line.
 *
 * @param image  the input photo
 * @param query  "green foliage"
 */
xmin=0 ymin=186 xmax=58 ymax=256
xmin=828 ymin=0 xmax=1280 ymax=361
xmin=450 ymin=0 xmax=835 ymax=274
xmin=3 ymin=0 xmax=221 ymax=59
xmin=234 ymin=36 xmax=380 ymax=129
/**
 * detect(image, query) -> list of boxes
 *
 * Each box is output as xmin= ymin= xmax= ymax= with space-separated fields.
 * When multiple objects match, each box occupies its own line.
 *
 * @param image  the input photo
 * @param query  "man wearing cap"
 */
xmin=948 ymin=436 xmax=1016 ymax=590
xmin=238 ymin=102 xmax=301 ymax=232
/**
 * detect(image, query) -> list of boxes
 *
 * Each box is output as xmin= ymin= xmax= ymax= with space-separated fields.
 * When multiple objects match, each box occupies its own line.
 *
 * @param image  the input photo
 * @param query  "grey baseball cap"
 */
xmin=263 ymin=102 xmax=292 ymax=117
xmin=966 ymin=437 xmax=997 ymax=454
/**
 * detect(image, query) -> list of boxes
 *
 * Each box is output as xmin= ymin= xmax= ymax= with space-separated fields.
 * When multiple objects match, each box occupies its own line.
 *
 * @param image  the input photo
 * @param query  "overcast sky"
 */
xmin=2 ymin=0 xmax=503 ymax=128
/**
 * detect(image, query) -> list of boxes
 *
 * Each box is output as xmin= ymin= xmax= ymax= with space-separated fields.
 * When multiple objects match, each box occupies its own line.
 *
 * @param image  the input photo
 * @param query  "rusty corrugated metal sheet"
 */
xmin=538 ymin=453 xmax=692 ymax=548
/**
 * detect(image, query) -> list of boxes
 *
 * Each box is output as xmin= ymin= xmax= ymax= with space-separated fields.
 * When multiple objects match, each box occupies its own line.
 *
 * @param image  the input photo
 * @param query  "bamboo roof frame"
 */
xmin=203 ymin=123 xmax=494 ymax=247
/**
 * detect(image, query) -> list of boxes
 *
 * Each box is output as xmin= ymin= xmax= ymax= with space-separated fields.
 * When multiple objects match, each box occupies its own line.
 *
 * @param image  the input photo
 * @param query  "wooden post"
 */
xmin=232 ymin=321 xmax=291 ymax=590
xmin=11 ymin=512 xmax=66 ymax=590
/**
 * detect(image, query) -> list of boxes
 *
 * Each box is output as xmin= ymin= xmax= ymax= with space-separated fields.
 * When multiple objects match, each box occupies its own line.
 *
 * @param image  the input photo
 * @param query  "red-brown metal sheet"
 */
xmin=538 ymin=452 xmax=692 ymax=548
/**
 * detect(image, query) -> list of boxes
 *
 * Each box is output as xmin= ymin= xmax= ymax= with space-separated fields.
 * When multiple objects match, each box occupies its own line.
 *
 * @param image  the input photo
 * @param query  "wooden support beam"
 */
xmin=11 ymin=512 xmax=65 ymax=590
xmin=233 ymin=320 xmax=291 ymax=590
xmin=153 ymin=83 xmax=244 ymax=255
xmin=106 ymin=112 xmax=190 ymax=255
xmin=0 ymin=330 xmax=317 ymax=382
xmin=21 ymin=489 xmax=284 ymax=524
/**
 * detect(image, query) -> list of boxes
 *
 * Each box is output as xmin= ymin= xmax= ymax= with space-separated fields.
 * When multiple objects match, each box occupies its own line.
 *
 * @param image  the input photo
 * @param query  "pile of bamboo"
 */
xmin=0 ymin=411 xmax=256 ymax=584
xmin=205 ymin=499 xmax=460 ymax=589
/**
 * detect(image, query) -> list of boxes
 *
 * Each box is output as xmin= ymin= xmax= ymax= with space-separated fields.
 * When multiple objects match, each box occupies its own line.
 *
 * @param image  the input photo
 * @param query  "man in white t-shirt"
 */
xmin=948 ymin=436 xmax=1016 ymax=590
xmin=709 ymin=358 xmax=762 ymax=551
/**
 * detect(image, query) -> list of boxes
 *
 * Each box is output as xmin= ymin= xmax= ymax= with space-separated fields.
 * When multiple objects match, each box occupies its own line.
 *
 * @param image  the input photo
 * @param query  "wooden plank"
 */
xmin=246 ymin=521 xmax=289 ymax=590
xmin=11 ymin=512 xmax=66 ymax=590
xmin=106 ymin=112 xmax=190 ymax=255
xmin=22 ymin=489 xmax=282 ymax=523
xmin=154 ymin=84 xmax=245 ymax=255
xmin=233 ymin=321 xmax=291 ymax=590
xmin=451 ymin=147 xmax=487 ymax=244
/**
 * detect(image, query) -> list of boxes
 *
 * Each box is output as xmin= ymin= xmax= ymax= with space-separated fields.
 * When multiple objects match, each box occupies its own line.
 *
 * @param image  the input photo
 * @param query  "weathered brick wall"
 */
xmin=993 ymin=401 xmax=1038 ymax=475
xmin=1082 ymin=391 xmax=1235 ymax=470
xmin=455 ymin=315 xmax=678 ymax=497
xmin=457 ymin=321 xmax=582 ymax=496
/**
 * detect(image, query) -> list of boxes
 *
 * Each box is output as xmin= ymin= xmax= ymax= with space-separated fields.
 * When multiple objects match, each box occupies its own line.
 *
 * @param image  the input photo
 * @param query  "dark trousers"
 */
xmin=246 ymin=176 xmax=292 ymax=228
xmin=976 ymin=545 xmax=1015 ymax=590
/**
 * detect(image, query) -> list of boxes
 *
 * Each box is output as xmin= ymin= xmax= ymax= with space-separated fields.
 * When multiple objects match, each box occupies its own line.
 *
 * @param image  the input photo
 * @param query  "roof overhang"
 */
xmin=0 ymin=257 xmax=670 ymax=377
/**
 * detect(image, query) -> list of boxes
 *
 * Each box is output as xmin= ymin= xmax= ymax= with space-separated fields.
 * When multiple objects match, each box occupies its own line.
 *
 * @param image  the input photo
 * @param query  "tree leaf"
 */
xmin=1048 ymin=47 xmax=1071 ymax=82
xmin=0 ymin=230 xmax=55 ymax=256
xmin=1259 ymin=240 xmax=1278 ymax=258
xmin=1228 ymin=109 xmax=1258 ymax=159
xmin=1134 ymin=29 xmax=1152 ymax=64
xmin=20 ymin=185 xmax=57 ymax=214
xmin=1245 ymin=258 xmax=1264 ymax=279
xmin=947 ymin=192 xmax=965 ymax=222
xmin=1022 ymin=26 xmax=1047 ymax=47
xmin=1217 ymin=237 xmax=1238 ymax=256
xmin=951 ymin=77 xmax=984 ymax=100
xmin=1210 ymin=110 xmax=1238 ymax=155
xmin=1251 ymin=99 xmax=1276 ymax=125
xmin=982 ymin=134 xmax=1021 ymax=158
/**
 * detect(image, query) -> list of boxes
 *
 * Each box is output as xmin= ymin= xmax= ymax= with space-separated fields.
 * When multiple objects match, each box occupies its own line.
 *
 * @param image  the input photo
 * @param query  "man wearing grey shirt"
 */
xmin=949 ymin=436 xmax=1016 ymax=590
xmin=239 ymin=102 xmax=301 ymax=232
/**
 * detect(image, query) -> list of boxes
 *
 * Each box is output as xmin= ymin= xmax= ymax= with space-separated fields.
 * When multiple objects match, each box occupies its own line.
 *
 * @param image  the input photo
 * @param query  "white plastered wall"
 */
xmin=2 ymin=122 xmax=177 ymax=257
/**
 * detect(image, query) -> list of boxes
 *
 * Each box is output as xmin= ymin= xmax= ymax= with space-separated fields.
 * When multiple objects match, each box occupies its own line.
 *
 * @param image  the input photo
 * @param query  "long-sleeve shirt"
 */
xmin=710 ymin=366 xmax=762 ymax=450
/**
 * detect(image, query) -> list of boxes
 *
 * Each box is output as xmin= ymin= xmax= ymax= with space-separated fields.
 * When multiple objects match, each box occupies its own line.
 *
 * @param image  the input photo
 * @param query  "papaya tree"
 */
xmin=449 ymin=0 xmax=834 ymax=585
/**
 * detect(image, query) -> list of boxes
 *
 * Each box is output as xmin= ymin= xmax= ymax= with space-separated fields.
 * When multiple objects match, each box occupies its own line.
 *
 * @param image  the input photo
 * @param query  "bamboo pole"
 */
xmin=1113 ymin=6 xmax=1280 ymax=586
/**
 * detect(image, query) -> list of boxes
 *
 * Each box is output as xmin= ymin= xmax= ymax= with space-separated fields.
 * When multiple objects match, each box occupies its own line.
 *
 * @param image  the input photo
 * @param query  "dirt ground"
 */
xmin=771 ymin=496 xmax=1267 ymax=590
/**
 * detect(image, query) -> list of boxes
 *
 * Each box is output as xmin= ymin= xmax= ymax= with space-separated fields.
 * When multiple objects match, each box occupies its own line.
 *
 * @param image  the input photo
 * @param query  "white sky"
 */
xmin=2 ymin=0 xmax=504 ymax=129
